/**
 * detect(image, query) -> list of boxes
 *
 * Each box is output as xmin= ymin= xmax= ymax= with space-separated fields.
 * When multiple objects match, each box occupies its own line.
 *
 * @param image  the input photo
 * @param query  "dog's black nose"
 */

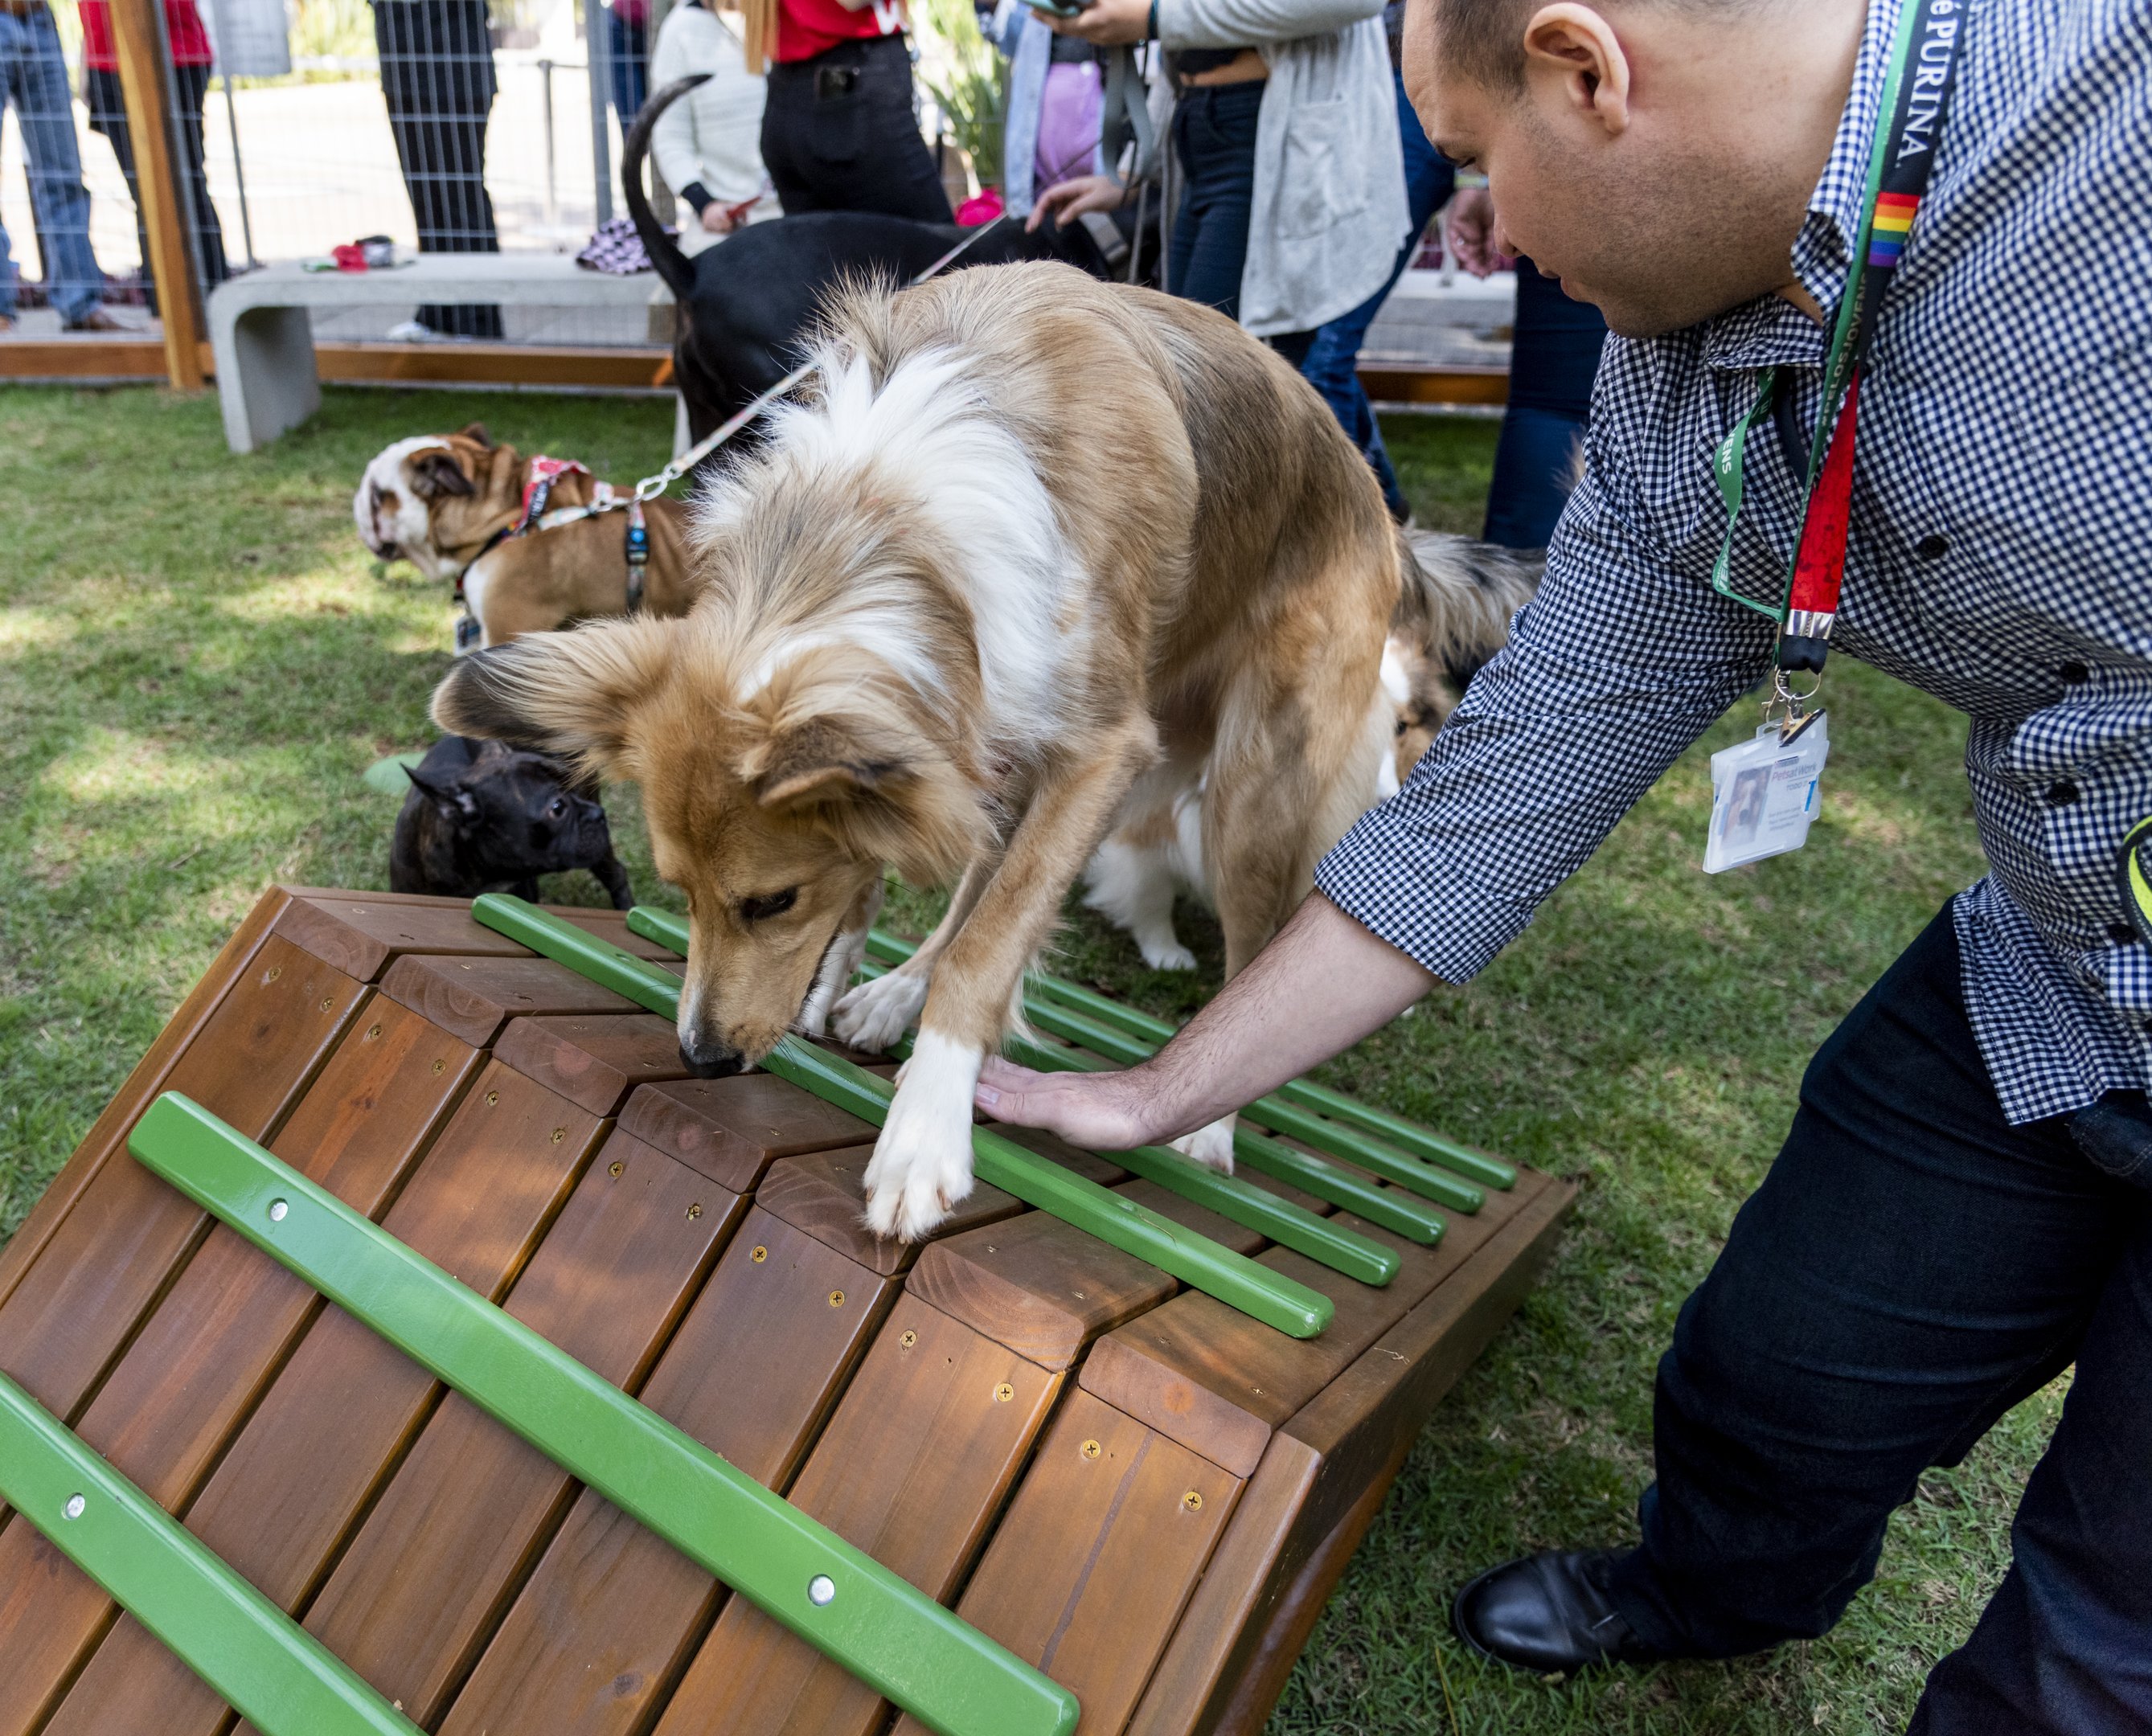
xmin=678 ymin=1032 xmax=745 ymax=1079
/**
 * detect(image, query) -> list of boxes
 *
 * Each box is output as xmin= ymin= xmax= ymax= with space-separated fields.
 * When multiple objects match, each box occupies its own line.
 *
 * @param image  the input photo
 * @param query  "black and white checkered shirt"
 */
xmin=1318 ymin=0 xmax=2152 ymax=1124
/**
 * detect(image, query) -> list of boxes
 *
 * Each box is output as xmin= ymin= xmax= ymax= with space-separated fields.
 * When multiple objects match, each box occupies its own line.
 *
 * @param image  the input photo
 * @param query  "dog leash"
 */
xmin=627 ymin=215 xmax=1017 ymax=508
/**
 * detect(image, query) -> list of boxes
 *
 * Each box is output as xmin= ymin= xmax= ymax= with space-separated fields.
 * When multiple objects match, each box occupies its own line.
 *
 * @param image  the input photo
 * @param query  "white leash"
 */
xmin=632 ymin=215 xmax=1016 ymax=506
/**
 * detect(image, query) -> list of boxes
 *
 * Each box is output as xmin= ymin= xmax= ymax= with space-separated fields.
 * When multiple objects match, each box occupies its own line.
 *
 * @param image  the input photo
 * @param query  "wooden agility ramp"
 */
xmin=0 ymin=886 xmax=1573 ymax=1736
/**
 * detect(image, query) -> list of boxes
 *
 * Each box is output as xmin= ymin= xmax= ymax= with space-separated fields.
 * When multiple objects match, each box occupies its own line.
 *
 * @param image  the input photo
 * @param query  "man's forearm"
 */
xmin=1136 ymin=893 xmax=1436 ymax=1136
xmin=975 ymin=892 xmax=1435 ymax=1148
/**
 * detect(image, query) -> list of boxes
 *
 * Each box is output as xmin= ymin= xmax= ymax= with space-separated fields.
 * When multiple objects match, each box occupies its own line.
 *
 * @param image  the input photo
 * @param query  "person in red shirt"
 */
xmin=741 ymin=0 xmax=951 ymax=222
xmin=80 ymin=0 xmax=229 ymax=307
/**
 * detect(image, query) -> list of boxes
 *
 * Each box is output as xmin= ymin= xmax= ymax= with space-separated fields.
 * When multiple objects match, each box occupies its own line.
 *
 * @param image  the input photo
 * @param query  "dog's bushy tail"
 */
xmin=622 ymin=75 xmax=707 ymax=304
xmin=1393 ymin=526 xmax=1543 ymax=674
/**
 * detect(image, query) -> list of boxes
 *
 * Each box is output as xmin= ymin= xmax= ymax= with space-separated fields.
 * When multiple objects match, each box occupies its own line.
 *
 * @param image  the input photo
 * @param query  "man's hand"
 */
xmin=1032 ymin=0 xmax=1149 ymax=47
xmin=699 ymin=203 xmax=738 ymax=235
xmin=1027 ymin=172 xmax=1130 ymax=231
xmin=1445 ymin=186 xmax=1516 ymax=278
xmin=974 ymin=893 xmax=1438 ymax=1146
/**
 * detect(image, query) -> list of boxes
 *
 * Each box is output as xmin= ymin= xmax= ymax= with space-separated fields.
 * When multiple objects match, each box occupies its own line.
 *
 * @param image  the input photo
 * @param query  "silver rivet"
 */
xmin=63 ymin=1494 xmax=85 ymax=1521
xmin=268 ymin=1200 xmax=289 ymax=1222
xmin=808 ymin=1574 xmax=835 ymax=1607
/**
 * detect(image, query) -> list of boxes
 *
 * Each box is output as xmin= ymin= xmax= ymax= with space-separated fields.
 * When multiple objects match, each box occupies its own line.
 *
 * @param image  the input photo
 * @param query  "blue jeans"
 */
xmin=1481 ymin=258 xmax=1605 ymax=547
xmin=1166 ymin=80 xmax=1263 ymax=321
xmin=0 ymin=3 xmax=105 ymax=323
xmin=1604 ymin=906 xmax=2152 ymax=1733
xmin=1299 ymin=67 xmax=1453 ymax=520
xmin=605 ymin=7 xmax=646 ymax=125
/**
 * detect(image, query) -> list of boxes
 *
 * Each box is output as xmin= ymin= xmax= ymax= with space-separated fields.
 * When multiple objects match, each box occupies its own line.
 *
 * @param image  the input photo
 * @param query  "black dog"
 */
xmin=623 ymin=77 xmax=1125 ymax=444
xmin=390 ymin=735 xmax=633 ymax=909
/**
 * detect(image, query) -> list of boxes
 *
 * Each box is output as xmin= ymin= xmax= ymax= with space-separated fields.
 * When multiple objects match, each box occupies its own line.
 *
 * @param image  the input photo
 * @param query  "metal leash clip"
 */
xmin=1764 ymin=665 xmax=1824 ymax=742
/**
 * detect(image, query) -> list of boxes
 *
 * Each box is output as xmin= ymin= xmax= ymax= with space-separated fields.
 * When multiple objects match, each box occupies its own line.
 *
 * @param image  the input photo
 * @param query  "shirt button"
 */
xmin=2110 ymin=922 xmax=2140 ymax=944
xmin=2060 ymin=661 xmax=2090 ymax=686
xmin=2046 ymin=780 xmax=2080 ymax=806
xmin=1914 ymin=534 xmax=1949 ymax=561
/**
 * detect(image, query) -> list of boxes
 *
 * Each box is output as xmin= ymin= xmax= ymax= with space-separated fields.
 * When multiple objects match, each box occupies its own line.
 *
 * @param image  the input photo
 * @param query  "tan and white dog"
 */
xmin=433 ymin=262 xmax=1401 ymax=1239
xmin=1083 ymin=529 xmax=1544 ymax=969
xmin=354 ymin=424 xmax=699 ymax=645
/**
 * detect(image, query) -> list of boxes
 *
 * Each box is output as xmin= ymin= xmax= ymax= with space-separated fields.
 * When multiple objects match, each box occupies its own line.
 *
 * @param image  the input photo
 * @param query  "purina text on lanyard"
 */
xmin=1698 ymin=0 xmax=1969 ymax=874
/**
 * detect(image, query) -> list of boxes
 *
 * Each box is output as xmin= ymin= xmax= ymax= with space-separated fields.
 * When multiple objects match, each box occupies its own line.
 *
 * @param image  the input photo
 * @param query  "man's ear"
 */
xmin=431 ymin=618 xmax=676 ymax=777
xmin=456 ymin=422 xmax=494 ymax=448
xmin=1523 ymin=3 xmax=1631 ymax=135
xmin=410 ymin=448 xmax=476 ymax=501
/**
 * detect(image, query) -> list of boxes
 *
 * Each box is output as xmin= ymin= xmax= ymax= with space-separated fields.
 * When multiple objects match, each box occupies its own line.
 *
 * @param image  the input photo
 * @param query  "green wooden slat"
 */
xmin=490 ymin=899 xmax=1333 ymax=1337
xmin=846 ymin=928 xmax=1488 ymax=1212
xmin=632 ymin=907 xmax=1442 ymax=1248
xmin=127 ymin=1095 xmax=1079 ymax=1736
xmin=0 ymin=1372 xmax=422 ymax=1736
xmin=862 ymin=933 xmax=1519 ymax=1192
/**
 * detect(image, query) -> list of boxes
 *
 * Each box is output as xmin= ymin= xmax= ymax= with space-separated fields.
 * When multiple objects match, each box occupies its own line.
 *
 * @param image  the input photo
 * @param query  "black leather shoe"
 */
xmin=1453 ymin=1550 xmax=1660 ymax=1674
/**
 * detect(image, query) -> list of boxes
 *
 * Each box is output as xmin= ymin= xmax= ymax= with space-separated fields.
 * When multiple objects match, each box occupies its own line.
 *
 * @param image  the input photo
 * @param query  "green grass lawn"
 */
xmin=0 ymin=384 xmax=2049 ymax=1734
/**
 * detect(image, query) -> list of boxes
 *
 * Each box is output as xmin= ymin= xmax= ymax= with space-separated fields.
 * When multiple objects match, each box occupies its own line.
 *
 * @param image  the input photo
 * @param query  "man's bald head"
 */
xmin=1404 ymin=0 xmax=1865 ymax=337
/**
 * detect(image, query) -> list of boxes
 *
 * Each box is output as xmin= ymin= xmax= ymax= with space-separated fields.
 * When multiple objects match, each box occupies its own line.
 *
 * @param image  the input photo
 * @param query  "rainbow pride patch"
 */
xmin=1867 ymin=190 xmax=1920 ymax=266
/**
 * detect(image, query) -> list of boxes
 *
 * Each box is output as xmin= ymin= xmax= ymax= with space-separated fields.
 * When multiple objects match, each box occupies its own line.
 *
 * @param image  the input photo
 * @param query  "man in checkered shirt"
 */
xmin=978 ymin=0 xmax=2152 ymax=1726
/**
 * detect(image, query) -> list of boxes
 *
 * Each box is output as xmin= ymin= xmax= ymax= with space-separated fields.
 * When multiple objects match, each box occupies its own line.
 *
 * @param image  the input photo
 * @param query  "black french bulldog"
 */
xmin=390 ymin=735 xmax=633 ymax=909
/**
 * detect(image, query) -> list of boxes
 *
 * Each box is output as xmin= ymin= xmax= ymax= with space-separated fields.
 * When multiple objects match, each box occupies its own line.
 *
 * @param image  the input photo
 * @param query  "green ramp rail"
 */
xmin=0 ymin=1370 xmax=424 ymax=1736
xmin=127 ymin=1093 xmax=1080 ymax=1736
xmin=972 ymin=937 xmax=1519 ymax=1192
xmin=476 ymin=897 xmax=1338 ymax=1335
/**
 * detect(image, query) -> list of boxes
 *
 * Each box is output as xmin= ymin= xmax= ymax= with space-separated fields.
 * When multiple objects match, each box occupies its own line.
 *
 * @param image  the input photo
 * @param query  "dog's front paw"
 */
xmin=833 ymin=968 xmax=928 ymax=1052
xmin=1170 ymin=1115 xmax=1236 ymax=1173
xmin=1137 ymin=934 xmax=1197 ymax=972
xmin=862 ymin=1032 xmax=982 ymax=1239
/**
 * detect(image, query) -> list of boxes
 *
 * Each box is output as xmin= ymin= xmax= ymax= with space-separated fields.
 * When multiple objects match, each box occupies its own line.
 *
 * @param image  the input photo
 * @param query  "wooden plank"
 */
xmin=109 ymin=0 xmax=204 ymax=388
xmin=756 ymin=1145 xmax=1023 ymax=1276
xmin=259 ymin=1129 xmax=740 ymax=1730
xmin=651 ymin=1293 xmax=1062 ymax=1736
xmin=494 ymin=1012 xmax=693 ymax=1117
xmin=906 ymin=1209 xmax=1176 ymax=1373
xmin=0 ymin=937 xmax=364 ymax=1423
xmin=0 ymin=886 xmax=290 ymax=1309
xmin=0 ymin=338 xmax=169 ymax=381
xmin=37 ymin=1059 xmax=602 ymax=1736
xmin=618 ymin=1075 xmax=878 ymax=1195
xmin=439 ymin=1206 xmax=901 ymax=1736
xmin=317 ymin=342 xmax=670 ymax=389
xmin=272 ymin=891 xmax=533 ymax=981
xmin=379 ymin=952 xmax=640 ymax=1047
xmin=1080 ymin=1173 xmax=1547 ymax=1477
xmin=1123 ymin=1173 xmax=1573 ymax=1736
xmin=1358 ymin=366 xmax=1510 ymax=407
xmin=890 ymin=1391 xmax=1244 ymax=1736
xmin=0 ymin=1001 xmax=478 ymax=1736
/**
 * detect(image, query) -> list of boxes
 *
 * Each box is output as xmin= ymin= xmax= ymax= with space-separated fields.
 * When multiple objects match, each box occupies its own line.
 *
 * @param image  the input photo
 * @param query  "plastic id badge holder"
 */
xmin=1703 ymin=713 xmax=1829 ymax=874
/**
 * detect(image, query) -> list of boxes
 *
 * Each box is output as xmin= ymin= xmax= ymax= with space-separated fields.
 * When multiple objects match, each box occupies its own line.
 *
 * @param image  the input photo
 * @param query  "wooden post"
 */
xmin=108 ymin=0 xmax=207 ymax=390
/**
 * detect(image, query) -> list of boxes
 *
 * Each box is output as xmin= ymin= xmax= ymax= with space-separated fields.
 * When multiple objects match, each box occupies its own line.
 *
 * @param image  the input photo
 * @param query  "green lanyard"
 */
xmin=1708 ymin=0 xmax=1968 ymax=670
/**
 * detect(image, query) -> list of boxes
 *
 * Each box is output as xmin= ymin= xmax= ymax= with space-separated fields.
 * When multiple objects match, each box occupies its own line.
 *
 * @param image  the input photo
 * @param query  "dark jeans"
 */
xmin=605 ymin=6 xmax=646 ymax=125
xmin=1300 ymin=65 xmax=1453 ymax=520
xmin=86 ymin=63 xmax=227 ymax=313
xmin=760 ymin=35 xmax=951 ymax=223
xmin=1482 ymin=258 xmax=1604 ymax=547
xmin=1603 ymin=906 xmax=2152 ymax=1733
xmin=374 ymin=0 xmax=502 ymax=338
xmin=1166 ymin=79 xmax=1308 ymax=362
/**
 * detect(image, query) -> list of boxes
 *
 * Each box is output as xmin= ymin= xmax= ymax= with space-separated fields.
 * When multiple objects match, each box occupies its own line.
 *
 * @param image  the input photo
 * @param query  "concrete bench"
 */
xmin=207 ymin=255 xmax=672 ymax=453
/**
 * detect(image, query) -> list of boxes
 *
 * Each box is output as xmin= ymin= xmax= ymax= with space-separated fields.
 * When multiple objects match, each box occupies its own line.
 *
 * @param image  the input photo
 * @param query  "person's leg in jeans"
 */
xmin=607 ymin=6 xmax=647 ymax=125
xmin=759 ymin=39 xmax=951 ymax=223
xmin=1481 ymin=257 xmax=1604 ymax=547
xmin=1166 ymin=83 xmax=1261 ymax=319
xmin=84 ymin=65 xmax=151 ymax=305
xmin=1591 ymin=907 xmax=2152 ymax=1730
xmin=1299 ymin=66 xmax=1453 ymax=519
xmin=378 ymin=0 xmax=502 ymax=338
xmin=171 ymin=63 xmax=228 ymax=287
xmin=0 ymin=5 xmax=107 ymax=325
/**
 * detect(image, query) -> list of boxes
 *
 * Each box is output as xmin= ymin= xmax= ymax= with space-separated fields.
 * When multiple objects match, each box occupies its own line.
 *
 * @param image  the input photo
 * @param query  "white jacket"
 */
xmin=648 ymin=5 xmax=780 ymax=256
xmin=1156 ymin=0 xmax=1408 ymax=335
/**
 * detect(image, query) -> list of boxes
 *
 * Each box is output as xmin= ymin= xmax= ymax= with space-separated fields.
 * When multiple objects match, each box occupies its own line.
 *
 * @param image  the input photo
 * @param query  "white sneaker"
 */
xmin=385 ymin=319 xmax=439 ymax=342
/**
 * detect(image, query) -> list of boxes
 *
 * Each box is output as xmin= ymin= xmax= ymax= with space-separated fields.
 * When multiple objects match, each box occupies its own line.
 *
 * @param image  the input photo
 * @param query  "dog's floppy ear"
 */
xmin=457 ymin=422 xmax=494 ymax=449
xmin=410 ymin=448 xmax=475 ymax=501
xmin=750 ymin=718 xmax=908 ymax=811
xmin=432 ymin=618 xmax=675 ymax=778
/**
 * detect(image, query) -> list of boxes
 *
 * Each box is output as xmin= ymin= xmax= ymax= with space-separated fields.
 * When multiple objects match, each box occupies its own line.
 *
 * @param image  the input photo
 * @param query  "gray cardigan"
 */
xmin=1154 ymin=0 xmax=1408 ymax=335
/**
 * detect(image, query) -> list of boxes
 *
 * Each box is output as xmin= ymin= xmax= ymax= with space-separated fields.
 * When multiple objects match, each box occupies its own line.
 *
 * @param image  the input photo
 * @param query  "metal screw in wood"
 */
xmin=900 ymin=1330 xmax=917 ymax=1348
xmin=1183 ymin=1491 xmax=1203 ymax=1513
xmin=828 ymin=1290 xmax=844 ymax=1308
xmin=264 ymin=966 xmax=281 ymax=981
xmin=486 ymin=1091 xmax=498 ymax=1107
xmin=319 ymin=997 xmax=332 ymax=1011
xmin=688 ymin=1204 xmax=704 ymax=1221
xmin=751 ymin=1245 xmax=769 ymax=1263
xmin=994 ymin=1384 xmax=1015 ymax=1404
xmin=551 ymin=1127 xmax=564 ymax=1144
xmin=1080 ymin=1439 xmax=1101 ymax=1460
xmin=366 ymin=1024 xmax=381 ymax=1041
xmin=432 ymin=1058 xmax=445 ymax=1075
xmin=609 ymin=1160 xmax=625 ymax=1177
